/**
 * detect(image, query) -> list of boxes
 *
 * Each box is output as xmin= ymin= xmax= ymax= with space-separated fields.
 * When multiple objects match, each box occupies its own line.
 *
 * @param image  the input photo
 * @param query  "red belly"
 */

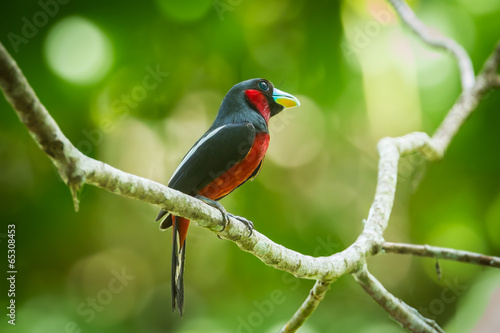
xmin=199 ymin=132 xmax=270 ymax=200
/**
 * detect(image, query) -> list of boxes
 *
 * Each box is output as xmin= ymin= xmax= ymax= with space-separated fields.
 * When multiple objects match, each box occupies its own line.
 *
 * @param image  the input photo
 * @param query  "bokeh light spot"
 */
xmin=424 ymin=221 xmax=485 ymax=278
xmin=67 ymin=248 xmax=153 ymax=326
xmin=44 ymin=16 xmax=113 ymax=85
xmin=267 ymin=95 xmax=326 ymax=168
xmin=426 ymin=222 xmax=485 ymax=254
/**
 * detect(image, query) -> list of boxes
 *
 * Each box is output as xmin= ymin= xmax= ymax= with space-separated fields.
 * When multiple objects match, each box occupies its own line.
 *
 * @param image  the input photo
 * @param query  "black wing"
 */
xmin=169 ymin=122 xmax=256 ymax=194
xmin=156 ymin=123 xmax=256 ymax=227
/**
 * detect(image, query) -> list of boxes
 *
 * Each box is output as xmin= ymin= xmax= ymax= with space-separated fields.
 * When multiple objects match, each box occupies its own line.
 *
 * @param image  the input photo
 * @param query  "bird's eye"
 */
xmin=258 ymin=81 xmax=269 ymax=91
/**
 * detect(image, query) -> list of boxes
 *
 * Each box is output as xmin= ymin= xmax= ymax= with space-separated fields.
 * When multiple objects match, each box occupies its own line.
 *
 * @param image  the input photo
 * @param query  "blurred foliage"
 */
xmin=1 ymin=0 xmax=500 ymax=332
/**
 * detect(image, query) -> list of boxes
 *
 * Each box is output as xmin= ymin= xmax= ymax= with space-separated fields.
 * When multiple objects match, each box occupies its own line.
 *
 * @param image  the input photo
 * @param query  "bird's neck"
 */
xmin=244 ymin=89 xmax=270 ymax=123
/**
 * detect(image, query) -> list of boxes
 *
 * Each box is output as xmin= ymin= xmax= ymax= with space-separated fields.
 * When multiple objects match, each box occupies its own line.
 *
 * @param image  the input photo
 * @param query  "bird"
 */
xmin=155 ymin=78 xmax=300 ymax=315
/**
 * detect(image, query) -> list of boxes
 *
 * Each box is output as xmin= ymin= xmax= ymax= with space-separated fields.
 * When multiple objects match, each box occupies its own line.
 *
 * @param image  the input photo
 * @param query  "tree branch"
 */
xmin=387 ymin=0 xmax=475 ymax=92
xmin=279 ymin=280 xmax=333 ymax=333
xmin=0 ymin=40 xmax=406 ymax=283
xmin=382 ymin=242 xmax=500 ymax=268
xmin=1 ymin=30 xmax=500 ymax=333
xmin=432 ymin=39 xmax=500 ymax=155
xmin=353 ymin=265 xmax=445 ymax=333
xmin=0 ymin=42 xmax=327 ymax=279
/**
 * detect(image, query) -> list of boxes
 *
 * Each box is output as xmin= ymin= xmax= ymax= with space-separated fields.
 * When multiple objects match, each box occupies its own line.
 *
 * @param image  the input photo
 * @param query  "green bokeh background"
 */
xmin=1 ymin=0 xmax=500 ymax=332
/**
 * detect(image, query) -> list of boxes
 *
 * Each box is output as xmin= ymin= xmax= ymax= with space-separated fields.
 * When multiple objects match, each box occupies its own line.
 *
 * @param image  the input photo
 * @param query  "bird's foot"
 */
xmin=195 ymin=195 xmax=231 ymax=229
xmin=195 ymin=195 xmax=253 ymax=236
xmin=228 ymin=213 xmax=254 ymax=236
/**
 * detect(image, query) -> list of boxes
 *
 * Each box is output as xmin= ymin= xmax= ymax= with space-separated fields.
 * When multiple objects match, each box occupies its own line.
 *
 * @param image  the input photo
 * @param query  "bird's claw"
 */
xmin=220 ymin=210 xmax=230 ymax=232
xmin=228 ymin=213 xmax=254 ymax=236
xmin=195 ymin=195 xmax=253 ymax=237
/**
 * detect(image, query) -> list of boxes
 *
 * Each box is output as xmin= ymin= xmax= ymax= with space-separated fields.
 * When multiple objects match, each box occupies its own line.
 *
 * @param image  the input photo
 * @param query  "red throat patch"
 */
xmin=245 ymin=89 xmax=270 ymax=123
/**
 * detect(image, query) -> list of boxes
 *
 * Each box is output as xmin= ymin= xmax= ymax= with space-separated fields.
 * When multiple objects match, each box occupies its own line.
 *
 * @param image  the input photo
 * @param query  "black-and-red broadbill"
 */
xmin=155 ymin=78 xmax=300 ymax=315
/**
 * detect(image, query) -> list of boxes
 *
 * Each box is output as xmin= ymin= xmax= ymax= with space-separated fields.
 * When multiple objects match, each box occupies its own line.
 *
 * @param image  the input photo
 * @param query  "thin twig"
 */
xmin=387 ymin=0 xmax=475 ymax=92
xmin=481 ymin=39 xmax=500 ymax=77
xmin=280 ymin=280 xmax=333 ymax=333
xmin=382 ymin=242 xmax=500 ymax=268
xmin=353 ymin=265 xmax=445 ymax=333
xmin=432 ymin=40 xmax=500 ymax=154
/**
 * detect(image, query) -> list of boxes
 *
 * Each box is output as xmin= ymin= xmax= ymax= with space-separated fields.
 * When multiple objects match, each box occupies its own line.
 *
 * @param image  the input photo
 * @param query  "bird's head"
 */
xmin=219 ymin=78 xmax=300 ymax=125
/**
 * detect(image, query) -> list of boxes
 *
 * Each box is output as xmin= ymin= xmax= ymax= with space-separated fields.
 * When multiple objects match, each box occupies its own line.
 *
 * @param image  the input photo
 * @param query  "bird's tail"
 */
xmin=171 ymin=215 xmax=189 ymax=315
